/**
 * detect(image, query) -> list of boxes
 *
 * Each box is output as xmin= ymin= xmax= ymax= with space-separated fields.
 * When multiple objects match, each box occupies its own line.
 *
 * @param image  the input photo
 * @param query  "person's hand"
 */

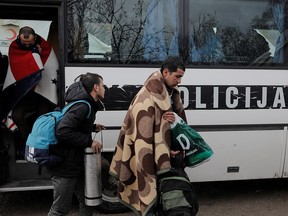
xmin=163 ymin=111 xmax=175 ymax=123
xmin=36 ymin=44 xmax=42 ymax=54
xmin=91 ymin=140 xmax=102 ymax=153
xmin=95 ymin=124 xmax=105 ymax=133
xmin=170 ymin=150 xmax=185 ymax=168
xmin=170 ymin=149 xmax=180 ymax=158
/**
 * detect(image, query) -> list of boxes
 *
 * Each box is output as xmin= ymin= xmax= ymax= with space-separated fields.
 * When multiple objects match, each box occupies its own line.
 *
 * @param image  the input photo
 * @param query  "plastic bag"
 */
xmin=170 ymin=113 xmax=213 ymax=167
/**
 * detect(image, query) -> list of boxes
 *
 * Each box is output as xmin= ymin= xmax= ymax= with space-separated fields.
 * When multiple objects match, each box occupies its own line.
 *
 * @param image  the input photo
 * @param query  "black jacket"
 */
xmin=49 ymin=81 xmax=100 ymax=177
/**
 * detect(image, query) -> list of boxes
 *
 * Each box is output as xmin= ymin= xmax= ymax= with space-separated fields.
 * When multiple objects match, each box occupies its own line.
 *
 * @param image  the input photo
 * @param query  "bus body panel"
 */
xmin=65 ymin=67 xmax=288 ymax=182
xmin=186 ymin=129 xmax=287 ymax=182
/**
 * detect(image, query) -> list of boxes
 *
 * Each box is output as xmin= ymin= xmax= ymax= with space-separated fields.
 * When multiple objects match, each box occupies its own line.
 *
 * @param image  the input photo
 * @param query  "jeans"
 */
xmin=48 ymin=176 xmax=93 ymax=216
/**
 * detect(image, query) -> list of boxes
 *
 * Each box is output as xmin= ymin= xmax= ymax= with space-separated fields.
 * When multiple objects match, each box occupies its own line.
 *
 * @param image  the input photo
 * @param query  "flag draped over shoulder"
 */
xmin=1 ymin=35 xmax=58 ymax=129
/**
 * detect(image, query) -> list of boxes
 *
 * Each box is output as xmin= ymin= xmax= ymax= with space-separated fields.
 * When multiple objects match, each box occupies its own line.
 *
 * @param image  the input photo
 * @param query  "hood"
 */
xmin=65 ymin=81 xmax=95 ymax=103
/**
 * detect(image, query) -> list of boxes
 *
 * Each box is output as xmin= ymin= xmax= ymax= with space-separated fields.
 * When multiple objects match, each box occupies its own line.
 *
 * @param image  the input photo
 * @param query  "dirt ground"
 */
xmin=1 ymin=178 xmax=288 ymax=216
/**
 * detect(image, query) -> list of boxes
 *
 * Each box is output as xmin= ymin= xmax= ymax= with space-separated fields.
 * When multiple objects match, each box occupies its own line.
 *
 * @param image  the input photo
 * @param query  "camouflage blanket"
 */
xmin=109 ymin=70 xmax=185 ymax=215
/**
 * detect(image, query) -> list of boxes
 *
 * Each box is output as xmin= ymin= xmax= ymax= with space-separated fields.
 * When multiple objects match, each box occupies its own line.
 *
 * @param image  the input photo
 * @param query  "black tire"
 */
xmin=97 ymin=157 xmax=131 ymax=214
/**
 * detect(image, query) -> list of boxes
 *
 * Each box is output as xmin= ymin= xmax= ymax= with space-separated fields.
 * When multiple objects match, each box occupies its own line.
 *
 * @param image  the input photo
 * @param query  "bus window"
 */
xmin=187 ymin=0 xmax=282 ymax=66
xmin=67 ymin=0 xmax=286 ymax=67
xmin=67 ymin=0 xmax=180 ymax=64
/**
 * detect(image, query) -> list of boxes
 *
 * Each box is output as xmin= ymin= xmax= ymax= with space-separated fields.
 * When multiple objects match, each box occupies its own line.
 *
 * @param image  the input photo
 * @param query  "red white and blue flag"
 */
xmin=1 ymin=36 xmax=58 ymax=130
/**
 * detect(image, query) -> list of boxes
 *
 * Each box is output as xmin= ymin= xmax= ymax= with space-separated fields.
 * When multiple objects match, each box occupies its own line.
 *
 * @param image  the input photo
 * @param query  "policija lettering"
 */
xmin=179 ymin=85 xmax=288 ymax=110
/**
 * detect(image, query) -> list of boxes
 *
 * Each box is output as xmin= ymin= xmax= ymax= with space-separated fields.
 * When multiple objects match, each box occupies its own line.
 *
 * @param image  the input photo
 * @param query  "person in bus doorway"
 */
xmin=48 ymin=72 xmax=105 ymax=216
xmin=0 ymin=50 xmax=8 ymax=119
xmin=1 ymin=26 xmax=58 ymax=160
xmin=0 ymin=50 xmax=9 ymax=185
xmin=109 ymin=56 xmax=192 ymax=216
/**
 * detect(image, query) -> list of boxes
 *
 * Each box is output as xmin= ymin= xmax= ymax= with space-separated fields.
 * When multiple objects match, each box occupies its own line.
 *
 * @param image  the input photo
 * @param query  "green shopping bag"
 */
xmin=170 ymin=113 xmax=213 ymax=167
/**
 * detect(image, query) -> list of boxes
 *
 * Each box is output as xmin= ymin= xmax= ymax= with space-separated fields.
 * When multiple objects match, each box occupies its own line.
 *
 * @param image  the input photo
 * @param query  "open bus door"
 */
xmin=0 ymin=1 xmax=128 ymax=213
xmin=0 ymin=0 xmax=63 ymax=191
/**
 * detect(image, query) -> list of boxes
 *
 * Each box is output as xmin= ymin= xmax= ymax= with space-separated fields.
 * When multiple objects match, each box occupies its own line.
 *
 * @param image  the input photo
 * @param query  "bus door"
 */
xmin=0 ymin=0 xmax=64 ymax=192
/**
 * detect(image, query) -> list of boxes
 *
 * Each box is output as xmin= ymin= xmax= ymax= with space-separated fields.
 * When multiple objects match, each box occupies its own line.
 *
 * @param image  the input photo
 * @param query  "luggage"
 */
xmin=25 ymin=100 xmax=91 ymax=166
xmin=156 ymin=169 xmax=199 ymax=216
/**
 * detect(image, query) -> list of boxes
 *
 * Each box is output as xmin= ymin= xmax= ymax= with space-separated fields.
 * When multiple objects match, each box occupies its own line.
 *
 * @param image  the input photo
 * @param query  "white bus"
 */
xmin=0 ymin=0 xmax=288 ymax=212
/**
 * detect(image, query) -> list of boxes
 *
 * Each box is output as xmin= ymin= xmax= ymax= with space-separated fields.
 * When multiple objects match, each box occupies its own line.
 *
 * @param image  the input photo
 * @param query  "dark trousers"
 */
xmin=48 ymin=176 xmax=93 ymax=216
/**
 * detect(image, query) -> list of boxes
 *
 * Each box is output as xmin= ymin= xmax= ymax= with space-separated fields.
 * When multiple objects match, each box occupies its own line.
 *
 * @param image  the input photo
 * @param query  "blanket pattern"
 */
xmin=109 ymin=71 xmax=185 ymax=216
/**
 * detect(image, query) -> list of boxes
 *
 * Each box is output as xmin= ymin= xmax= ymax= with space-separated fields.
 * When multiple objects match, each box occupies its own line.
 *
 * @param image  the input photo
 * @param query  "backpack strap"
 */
xmin=62 ymin=100 xmax=91 ymax=118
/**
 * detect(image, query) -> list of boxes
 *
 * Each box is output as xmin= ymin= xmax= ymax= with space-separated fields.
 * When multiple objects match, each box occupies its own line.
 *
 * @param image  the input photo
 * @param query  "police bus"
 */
xmin=0 ymin=0 xmax=288 ymax=212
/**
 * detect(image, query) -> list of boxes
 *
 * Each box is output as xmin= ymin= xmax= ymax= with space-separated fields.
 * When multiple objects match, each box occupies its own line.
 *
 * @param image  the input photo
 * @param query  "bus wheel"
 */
xmin=98 ymin=157 xmax=131 ymax=214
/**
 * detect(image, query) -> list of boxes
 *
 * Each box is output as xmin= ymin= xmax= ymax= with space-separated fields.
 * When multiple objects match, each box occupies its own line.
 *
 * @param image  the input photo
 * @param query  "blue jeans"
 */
xmin=48 ymin=176 xmax=93 ymax=216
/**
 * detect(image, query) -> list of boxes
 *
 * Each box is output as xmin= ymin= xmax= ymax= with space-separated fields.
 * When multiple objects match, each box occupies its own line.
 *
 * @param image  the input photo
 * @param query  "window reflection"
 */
xmin=142 ymin=0 xmax=179 ymax=61
xmin=271 ymin=1 xmax=285 ymax=63
xmin=67 ymin=0 xmax=285 ymax=67
xmin=187 ymin=0 xmax=279 ymax=66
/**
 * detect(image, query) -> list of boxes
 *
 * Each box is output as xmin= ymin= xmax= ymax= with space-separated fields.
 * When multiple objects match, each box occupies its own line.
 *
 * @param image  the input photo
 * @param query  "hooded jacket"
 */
xmin=49 ymin=81 xmax=99 ymax=177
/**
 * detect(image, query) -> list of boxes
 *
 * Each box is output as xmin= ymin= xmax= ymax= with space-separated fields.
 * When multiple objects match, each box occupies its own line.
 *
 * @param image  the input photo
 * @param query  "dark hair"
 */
xmin=80 ymin=72 xmax=103 ymax=93
xmin=18 ymin=26 xmax=36 ymax=39
xmin=160 ymin=56 xmax=185 ymax=73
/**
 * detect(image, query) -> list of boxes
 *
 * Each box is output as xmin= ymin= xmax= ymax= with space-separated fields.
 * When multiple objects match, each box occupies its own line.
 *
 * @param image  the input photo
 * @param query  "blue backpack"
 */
xmin=25 ymin=100 xmax=91 ymax=167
